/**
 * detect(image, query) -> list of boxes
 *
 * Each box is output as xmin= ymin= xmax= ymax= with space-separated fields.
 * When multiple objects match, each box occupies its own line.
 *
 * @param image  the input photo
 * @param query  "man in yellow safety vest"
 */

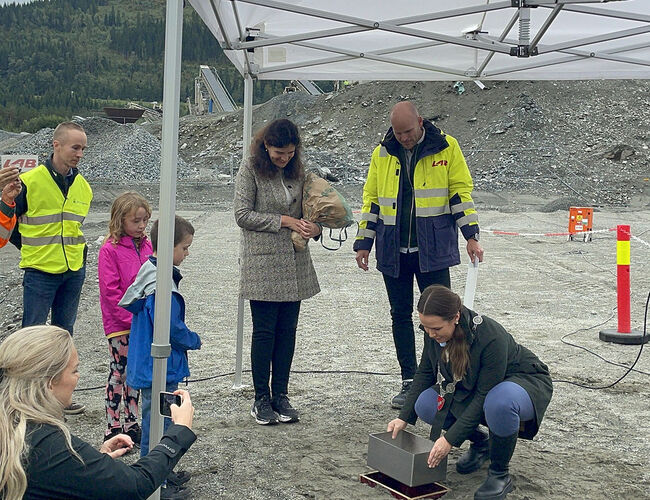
xmin=10 ymin=122 xmax=92 ymax=414
xmin=354 ymin=101 xmax=484 ymax=410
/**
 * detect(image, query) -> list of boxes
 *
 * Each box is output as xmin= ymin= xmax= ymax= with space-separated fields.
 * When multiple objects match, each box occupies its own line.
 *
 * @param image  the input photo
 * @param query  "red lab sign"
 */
xmin=1 ymin=155 xmax=38 ymax=173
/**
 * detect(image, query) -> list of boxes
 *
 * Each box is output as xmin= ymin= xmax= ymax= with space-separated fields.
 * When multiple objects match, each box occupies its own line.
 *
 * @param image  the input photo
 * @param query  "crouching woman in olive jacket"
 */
xmin=387 ymin=285 xmax=553 ymax=500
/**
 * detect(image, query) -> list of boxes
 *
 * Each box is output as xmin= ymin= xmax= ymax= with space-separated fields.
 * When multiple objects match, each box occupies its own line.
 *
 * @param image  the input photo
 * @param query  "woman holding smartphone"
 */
xmin=0 ymin=325 xmax=196 ymax=500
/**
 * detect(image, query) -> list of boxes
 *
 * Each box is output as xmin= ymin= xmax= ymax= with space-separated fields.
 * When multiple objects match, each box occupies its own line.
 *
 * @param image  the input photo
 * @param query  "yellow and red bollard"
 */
xmin=599 ymin=225 xmax=648 ymax=345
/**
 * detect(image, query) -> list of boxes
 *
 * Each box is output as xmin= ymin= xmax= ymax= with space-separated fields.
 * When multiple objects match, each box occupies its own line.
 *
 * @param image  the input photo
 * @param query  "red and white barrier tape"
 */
xmin=483 ymin=227 xmax=615 ymax=237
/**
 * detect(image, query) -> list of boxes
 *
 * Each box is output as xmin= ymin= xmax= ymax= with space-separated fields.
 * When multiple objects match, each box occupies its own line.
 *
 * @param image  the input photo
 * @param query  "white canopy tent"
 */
xmin=149 ymin=2 xmax=649 ymax=496
xmin=190 ymin=0 xmax=650 ymax=81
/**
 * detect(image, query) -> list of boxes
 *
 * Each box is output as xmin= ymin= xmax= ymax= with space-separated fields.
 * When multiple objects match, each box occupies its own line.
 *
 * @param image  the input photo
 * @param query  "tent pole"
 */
xmin=149 ymin=2 xmax=183 ymax=499
xmin=234 ymin=72 xmax=254 ymax=389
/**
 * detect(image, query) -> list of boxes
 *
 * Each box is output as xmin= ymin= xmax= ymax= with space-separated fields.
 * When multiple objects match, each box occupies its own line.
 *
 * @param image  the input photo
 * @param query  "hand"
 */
xmin=1 ymin=179 xmax=22 ymax=204
xmin=355 ymin=250 xmax=369 ymax=271
xmin=387 ymin=418 xmax=407 ymax=439
xmin=100 ymin=434 xmax=134 ymax=458
xmin=281 ymin=215 xmax=301 ymax=232
xmin=297 ymin=219 xmax=321 ymax=239
xmin=466 ymin=239 xmax=484 ymax=263
xmin=0 ymin=167 xmax=20 ymax=190
xmin=427 ymin=436 xmax=452 ymax=468
xmin=170 ymin=389 xmax=194 ymax=429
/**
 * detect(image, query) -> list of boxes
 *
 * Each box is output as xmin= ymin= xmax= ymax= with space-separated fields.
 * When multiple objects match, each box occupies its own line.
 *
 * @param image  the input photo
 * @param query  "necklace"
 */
xmin=436 ymin=363 xmax=461 ymax=411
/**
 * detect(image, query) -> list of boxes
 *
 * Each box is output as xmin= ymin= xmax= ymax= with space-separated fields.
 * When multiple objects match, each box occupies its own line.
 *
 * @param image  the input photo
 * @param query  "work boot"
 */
xmin=474 ymin=431 xmax=518 ymax=500
xmin=456 ymin=427 xmax=490 ymax=474
xmin=391 ymin=379 xmax=412 ymax=409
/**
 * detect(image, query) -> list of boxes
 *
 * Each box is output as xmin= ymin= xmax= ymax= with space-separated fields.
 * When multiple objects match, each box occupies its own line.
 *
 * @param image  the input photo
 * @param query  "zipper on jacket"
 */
xmin=61 ymin=196 xmax=71 ymax=271
xmin=132 ymin=238 xmax=141 ymax=258
xmin=405 ymin=148 xmax=418 ymax=249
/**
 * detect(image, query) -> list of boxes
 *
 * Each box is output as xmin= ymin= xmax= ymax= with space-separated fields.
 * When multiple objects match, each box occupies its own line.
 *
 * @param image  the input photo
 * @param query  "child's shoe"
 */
xmin=125 ymin=423 xmax=142 ymax=447
xmin=167 ymin=470 xmax=191 ymax=487
xmin=103 ymin=427 xmax=123 ymax=442
xmin=160 ymin=483 xmax=189 ymax=499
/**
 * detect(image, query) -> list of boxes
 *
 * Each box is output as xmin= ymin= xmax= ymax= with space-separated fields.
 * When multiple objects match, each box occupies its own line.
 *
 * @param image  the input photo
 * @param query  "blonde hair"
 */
xmin=105 ymin=191 xmax=152 ymax=245
xmin=0 ymin=326 xmax=80 ymax=500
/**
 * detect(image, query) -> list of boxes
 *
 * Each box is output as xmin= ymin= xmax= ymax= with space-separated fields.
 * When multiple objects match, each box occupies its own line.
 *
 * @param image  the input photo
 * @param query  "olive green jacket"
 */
xmin=399 ymin=307 xmax=553 ymax=447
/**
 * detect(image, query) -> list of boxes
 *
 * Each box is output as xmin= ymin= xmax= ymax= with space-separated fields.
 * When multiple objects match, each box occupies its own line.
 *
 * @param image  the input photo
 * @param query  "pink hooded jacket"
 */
xmin=98 ymin=235 xmax=153 ymax=337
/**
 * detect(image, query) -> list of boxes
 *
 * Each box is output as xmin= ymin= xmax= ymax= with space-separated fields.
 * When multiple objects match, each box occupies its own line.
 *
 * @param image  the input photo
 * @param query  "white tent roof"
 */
xmin=189 ymin=0 xmax=649 ymax=81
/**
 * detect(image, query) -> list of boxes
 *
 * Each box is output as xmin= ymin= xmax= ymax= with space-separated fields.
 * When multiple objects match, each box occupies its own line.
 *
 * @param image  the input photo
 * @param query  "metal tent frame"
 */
xmin=150 ymin=2 xmax=648 ymax=497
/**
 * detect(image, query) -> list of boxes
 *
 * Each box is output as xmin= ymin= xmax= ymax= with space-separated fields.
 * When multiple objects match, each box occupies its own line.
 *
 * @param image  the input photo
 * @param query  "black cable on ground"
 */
xmin=76 ymin=298 xmax=650 ymax=393
xmin=74 ymin=369 xmax=394 ymax=392
xmin=553 ymin=289 xmax=649 ymax=389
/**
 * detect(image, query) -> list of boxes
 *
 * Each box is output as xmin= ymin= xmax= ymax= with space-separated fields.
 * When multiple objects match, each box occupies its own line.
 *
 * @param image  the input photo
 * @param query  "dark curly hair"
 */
xmin=249 ymin=119 xmax=304 ymax=179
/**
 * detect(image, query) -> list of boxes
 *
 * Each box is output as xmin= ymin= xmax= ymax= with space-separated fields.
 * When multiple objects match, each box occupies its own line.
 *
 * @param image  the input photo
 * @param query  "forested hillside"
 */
xmin=0 ymin=0 xmax=289 ymax=132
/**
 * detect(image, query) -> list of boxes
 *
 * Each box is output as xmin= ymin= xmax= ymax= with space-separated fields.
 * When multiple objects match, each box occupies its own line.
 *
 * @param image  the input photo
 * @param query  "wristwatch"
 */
xmin=469 ymin=232 xmax=480 ymax=242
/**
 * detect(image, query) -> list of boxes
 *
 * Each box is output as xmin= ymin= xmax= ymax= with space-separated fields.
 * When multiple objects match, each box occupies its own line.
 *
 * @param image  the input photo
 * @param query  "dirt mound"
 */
xmin=171 ymin=79 xmax=649 ymax=207
xmin=3 ymin=80 xmax=649 ymax=206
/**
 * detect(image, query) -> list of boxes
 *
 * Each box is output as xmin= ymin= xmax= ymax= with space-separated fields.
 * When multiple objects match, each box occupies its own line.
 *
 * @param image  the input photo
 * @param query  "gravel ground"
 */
xmin=1 ymin=188 xmax=649 ymax=500
xmin=1 ymin=79 xmax=649 ymax=499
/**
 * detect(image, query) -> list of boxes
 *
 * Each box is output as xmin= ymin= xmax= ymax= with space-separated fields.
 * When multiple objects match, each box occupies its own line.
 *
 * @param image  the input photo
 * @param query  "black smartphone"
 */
xmin=159 ymin=391 xmax=182 ymax=418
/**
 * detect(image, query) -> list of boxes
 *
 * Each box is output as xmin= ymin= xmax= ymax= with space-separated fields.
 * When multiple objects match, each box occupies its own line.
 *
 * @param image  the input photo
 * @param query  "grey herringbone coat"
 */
xmin=234 ymin=159 xmax=320 ymax=302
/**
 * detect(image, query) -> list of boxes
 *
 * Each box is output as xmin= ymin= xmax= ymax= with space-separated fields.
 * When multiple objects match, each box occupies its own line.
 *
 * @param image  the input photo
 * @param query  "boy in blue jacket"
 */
xmin=119 ymin=215 xmax=201 ymax=463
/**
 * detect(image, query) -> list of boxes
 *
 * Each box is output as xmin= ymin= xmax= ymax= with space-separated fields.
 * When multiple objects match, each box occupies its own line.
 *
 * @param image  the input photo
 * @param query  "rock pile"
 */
xmin=3 ymin=117 xmax=197 ymax=181
xmin=2 ymin=80 xmax=649 ymax=207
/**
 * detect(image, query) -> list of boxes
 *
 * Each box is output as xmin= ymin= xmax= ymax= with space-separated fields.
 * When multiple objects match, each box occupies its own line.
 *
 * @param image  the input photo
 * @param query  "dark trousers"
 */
xmin=382 ymin=252 xmax=450 ymax=380
xmin=250 ymin=300 xmax=301 ymax=399
xmin=22 ymin=266 xmax=86 ymax=335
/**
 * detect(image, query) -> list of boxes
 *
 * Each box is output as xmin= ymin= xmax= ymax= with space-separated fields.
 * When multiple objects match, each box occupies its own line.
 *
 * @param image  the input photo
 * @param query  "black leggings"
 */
xmin=250 ymin=300 xmax=301 ymax=399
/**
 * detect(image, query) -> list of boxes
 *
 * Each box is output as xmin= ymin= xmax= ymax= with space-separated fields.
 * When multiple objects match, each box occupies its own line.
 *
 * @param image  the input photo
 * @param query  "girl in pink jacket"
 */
xmin=98 ymin=192 xmax=153 ymax=443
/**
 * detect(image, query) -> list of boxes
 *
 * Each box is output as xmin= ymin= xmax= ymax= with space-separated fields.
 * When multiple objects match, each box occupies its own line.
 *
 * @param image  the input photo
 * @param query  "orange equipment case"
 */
xmin=568 ymin=207 xmax=593 ymax=242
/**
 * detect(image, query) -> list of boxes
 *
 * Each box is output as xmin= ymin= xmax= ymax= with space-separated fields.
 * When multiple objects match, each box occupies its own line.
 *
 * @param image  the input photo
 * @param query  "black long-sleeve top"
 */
xmin=24 ymin=423 xmax=196 ymax=499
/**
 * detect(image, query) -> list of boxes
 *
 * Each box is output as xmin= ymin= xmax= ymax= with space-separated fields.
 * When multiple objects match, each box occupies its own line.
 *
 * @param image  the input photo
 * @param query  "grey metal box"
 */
xmin=367 ymin=431 xmax=447 ymax=487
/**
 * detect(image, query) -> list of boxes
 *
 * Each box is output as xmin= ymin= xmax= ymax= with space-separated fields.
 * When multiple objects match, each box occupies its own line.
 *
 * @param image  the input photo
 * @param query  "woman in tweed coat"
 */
xmin=234 ymin=119 xmax=321 ymax=426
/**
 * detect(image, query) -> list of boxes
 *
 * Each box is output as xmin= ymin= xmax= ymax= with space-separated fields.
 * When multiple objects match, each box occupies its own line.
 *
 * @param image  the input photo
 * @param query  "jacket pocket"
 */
xmin=246 ymin=230 xmax=292 ymax=256
xmin=432 ymin=214 xmax=457 ymax=258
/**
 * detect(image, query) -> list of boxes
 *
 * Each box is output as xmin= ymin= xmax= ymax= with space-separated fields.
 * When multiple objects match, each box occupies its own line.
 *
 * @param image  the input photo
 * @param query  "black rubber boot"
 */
xmin=456 ymin=427 xmax=490 ymax=474
xmin=473 ymin=432 xmax=518 ymax=500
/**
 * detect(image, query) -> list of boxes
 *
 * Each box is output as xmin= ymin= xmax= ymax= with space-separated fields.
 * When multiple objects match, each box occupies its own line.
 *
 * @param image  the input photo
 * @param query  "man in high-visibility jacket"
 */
xmin=10 ymin=122 xmax=92 ymax=414
xmin=354 ymin=101 xmax=484 ymax=409
xmin=0 ymin=166 xmax=20 ymax=248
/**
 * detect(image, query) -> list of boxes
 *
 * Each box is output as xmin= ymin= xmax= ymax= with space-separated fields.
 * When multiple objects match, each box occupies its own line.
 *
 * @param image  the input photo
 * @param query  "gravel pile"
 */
xmin=3 ymin=80 xmax=648 ymax=206
xmin=2 ymin=117 xmax=198 ymax=181
xmin=170 ymin=80 xmax=649 ymax=207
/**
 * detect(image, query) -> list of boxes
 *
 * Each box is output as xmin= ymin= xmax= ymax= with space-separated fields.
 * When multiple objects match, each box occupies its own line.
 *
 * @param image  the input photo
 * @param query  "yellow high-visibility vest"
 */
xmin=19 ymin=165 xmax=92 ymax=273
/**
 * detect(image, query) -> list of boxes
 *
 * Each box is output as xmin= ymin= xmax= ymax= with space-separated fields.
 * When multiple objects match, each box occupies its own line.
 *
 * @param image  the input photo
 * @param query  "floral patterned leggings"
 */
xmin=105 ymin=335 xmax=139 ymax=435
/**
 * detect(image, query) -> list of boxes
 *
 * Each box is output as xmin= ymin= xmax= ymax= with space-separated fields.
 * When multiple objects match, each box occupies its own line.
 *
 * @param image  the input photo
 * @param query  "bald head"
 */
xmin=390 ymin=101 xmax=424 ymax=150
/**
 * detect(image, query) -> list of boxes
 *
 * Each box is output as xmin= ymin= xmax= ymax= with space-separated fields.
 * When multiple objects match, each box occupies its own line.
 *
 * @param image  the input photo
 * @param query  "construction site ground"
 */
xmin=1 ymin=184 xmax=649 ymax=500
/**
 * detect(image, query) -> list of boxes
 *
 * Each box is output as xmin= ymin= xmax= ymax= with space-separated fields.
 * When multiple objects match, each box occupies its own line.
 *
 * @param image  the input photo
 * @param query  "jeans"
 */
xmin=250 ymin=300 xmax=301 ymax=400
xmin=382 ymin=252 xmax=450 ymax=380
xmin=140 ymin=383 xmax=178 ymax=457
xmin=414 ymin=381 xmax=535 ymax=437
xmin=22 ymin=266 xmax=86 ymax=335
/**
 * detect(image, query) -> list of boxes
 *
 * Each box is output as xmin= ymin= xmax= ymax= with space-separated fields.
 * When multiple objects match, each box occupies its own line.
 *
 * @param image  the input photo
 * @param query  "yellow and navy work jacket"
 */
xmin=18 ymin=165 xmax=92 ymax=273
xmin=353 ymin=121 xmax=478 ymax=278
